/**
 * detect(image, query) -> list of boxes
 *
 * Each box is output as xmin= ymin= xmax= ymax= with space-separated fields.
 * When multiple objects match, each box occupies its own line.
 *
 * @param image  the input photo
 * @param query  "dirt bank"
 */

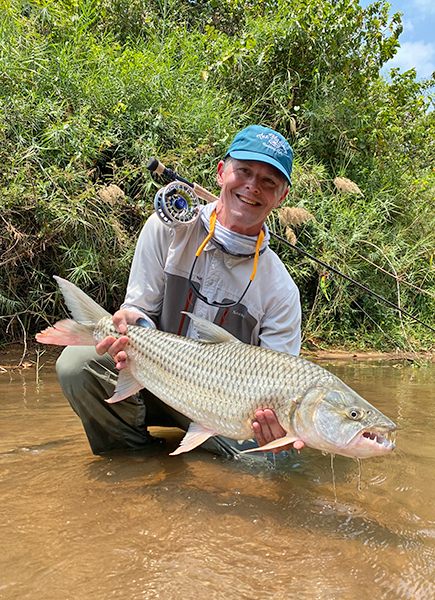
xmin=1 ymin=341 xmax=433 ymax=373
xmin=0 ymin=343 xmax=63 ymax=372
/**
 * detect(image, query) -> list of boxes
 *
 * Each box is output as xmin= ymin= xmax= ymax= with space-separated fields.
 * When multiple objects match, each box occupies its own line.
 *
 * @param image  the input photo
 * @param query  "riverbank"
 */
xmin=1 ymin=341 xmax=433 ymax=372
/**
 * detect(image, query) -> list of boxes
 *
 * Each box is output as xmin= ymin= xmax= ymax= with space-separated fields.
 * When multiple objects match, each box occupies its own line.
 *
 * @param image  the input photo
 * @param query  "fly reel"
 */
xmin=154 ymin=182 xmax=200 ymax=227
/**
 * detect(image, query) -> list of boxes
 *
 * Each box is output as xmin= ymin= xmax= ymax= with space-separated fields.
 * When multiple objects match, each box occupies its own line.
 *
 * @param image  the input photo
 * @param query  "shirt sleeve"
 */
xmin=258 ymin=276 xmax=302 ymax=356
xmin=120 ymin=213 xmax=173 ymax=325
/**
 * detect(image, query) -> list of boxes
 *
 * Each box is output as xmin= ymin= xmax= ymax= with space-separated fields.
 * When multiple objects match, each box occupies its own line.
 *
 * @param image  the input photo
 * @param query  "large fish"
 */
xmin=36 ymin=277 xmax=396 ymax=458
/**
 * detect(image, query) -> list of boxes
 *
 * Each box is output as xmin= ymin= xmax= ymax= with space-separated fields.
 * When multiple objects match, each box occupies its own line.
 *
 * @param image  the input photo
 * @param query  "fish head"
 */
xmin=291 ymin=385 xmax=397 ymax=459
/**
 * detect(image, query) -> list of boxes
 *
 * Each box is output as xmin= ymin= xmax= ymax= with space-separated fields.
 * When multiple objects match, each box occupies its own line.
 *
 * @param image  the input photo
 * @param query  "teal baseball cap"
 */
xmin=226 ymin=125 xmax=293 ymax=185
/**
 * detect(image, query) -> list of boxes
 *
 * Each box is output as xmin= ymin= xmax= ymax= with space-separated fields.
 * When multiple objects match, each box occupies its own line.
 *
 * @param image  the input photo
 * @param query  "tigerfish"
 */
xmin=36 ymin=276 xmax=396 ymax=458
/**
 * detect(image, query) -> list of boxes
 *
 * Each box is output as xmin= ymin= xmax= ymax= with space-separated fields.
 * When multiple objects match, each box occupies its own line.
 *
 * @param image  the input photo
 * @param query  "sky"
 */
xmin=361 ymin=0 xmax=435 ymax=80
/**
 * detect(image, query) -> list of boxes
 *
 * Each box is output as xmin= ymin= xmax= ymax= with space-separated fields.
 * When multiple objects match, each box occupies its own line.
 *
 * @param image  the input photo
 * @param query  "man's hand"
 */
xmin=95 ymin=309 xmax=140 ymax=370
xmin=253 ymin=408 xmax=305 ymax=454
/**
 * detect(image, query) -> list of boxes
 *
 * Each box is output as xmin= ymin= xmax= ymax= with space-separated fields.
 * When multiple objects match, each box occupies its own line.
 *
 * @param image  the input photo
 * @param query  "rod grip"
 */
xmin=146 ymin=156 xmax=169 ymax=177
xmin=192 ymin=183 xmax=219 ymax=204
xmin=146 ymin=156 xmax=219 ymax=203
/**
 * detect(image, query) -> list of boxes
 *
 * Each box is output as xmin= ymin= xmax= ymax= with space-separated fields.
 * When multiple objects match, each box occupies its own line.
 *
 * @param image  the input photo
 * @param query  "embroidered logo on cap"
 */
xmin=256 ymin=132 xmax=289 ymax=156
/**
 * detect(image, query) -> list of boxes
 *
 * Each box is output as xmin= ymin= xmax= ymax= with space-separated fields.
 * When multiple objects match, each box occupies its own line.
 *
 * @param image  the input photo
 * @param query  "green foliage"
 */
xmin=270 ymin=161 xmax=435 ymax=350
xmin=1 ymin=0 xmax=434 ymax=351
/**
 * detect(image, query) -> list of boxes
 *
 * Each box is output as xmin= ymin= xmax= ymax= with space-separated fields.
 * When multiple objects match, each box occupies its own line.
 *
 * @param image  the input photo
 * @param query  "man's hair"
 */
xmin=223 ymin=156 xmax=289 ymax=193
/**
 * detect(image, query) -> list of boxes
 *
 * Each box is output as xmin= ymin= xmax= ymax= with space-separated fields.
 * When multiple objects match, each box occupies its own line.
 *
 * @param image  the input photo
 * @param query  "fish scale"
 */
xmin=36 ymin=276 xmax=397 ymax=458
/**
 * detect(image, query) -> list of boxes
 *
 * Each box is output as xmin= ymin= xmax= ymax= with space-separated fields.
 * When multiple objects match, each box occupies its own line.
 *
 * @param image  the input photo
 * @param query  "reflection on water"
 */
xmin=1 ymin=360 xmax=435 ymax=600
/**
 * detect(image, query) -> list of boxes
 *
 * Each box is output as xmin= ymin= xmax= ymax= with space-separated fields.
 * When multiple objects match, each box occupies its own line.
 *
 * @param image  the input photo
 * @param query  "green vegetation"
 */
xmin=1 ymin=0 xmax=434 ymax=352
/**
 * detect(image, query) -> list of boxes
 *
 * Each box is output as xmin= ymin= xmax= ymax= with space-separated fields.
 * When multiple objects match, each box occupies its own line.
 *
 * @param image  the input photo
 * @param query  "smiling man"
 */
xmin=56 ymin=125 xmax=304 ymax=457
xmin=216 ymin=127 xmax=291 ymax=236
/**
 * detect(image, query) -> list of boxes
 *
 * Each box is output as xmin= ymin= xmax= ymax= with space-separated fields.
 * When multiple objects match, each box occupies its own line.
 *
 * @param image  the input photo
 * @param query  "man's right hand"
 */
xmin=95 ymin=309 xmax=140 ymax=370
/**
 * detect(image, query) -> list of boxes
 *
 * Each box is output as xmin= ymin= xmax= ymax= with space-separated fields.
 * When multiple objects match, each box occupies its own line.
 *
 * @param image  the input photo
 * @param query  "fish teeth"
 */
xmin=386 ymin=430 xmax=397 ymax=445
xmin=362 ymin=430 xmax=395 ymax=448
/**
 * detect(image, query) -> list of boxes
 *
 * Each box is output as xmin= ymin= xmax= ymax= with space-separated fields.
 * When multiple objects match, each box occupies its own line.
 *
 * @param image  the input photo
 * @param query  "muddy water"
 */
xmin=1 ymin=360 xmax=434 ymax=600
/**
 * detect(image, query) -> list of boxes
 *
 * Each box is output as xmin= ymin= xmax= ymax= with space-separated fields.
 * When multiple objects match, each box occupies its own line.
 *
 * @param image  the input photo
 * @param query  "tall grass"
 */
xmin=270 ymin=162 xmax=435 ymax=350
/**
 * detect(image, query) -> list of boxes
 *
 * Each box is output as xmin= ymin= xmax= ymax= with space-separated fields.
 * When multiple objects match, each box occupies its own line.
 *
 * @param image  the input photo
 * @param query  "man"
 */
xmin=56 ymin=125 xmax=304 ymax=456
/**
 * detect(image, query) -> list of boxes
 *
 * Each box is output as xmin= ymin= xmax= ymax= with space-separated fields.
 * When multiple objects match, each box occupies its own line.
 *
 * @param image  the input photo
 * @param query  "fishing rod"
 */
xmin=145 ymin=157 xmax=435 ymax=335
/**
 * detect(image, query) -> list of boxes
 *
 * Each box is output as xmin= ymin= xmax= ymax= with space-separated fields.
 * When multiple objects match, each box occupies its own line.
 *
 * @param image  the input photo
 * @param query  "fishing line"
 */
xmin=357 ymin=458 xmax=362 ymax=492
xmin=271 ymin=231 xmax=435 ymax=334
xmin=331 ymin=453 xmax=338 ymax=504
xmin=145 ymin=157 xmax=435 ymax=335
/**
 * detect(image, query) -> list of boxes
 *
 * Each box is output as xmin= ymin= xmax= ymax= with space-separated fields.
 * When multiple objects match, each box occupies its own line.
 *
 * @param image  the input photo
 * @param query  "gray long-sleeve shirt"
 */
xmin=121 ymin=202 xmax=301 ymax=356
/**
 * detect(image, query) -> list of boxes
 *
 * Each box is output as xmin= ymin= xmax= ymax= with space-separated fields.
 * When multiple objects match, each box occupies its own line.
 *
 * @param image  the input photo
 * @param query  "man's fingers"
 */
xmin=108 ymin=336 xmax=129 ymax=357
xmin=114 ymin=351 xmax=128 ymax=370
xmin=262 ymin=408 xmax=287 ymax=438
xmin=252 ymin=421 xmax=267 ymax=446
xmin=293 ymin=440 xmax=305 ymax=451
xmin=252 ymin=408 xmax=305 ymax=454
xmin=95 ymin=335 xmax=129 ymax=358
xmin=254 ymin=408 xmax=286 ymax=443
xmin=112 ymin=309 xmax=142 ymax=332
xmin=113 ymin=314 xmax=128 ymax=334
xmin=95 ymin=336 xmax=116 ymax=356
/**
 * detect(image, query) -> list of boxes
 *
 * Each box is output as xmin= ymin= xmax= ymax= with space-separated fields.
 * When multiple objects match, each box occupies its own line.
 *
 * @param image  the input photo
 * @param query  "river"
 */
xmin=1 ymin=359 xmax=434 ymax=599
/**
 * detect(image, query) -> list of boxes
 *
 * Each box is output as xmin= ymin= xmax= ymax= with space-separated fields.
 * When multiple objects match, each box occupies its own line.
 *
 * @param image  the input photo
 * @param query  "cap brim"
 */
xmin=228 ymin=150 xmax=292 ymax=185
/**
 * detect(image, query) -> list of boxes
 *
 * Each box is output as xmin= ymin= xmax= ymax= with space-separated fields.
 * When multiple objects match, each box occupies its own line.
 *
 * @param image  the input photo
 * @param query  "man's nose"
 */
xmin=244 ymin=173 xmax=260 ymax=192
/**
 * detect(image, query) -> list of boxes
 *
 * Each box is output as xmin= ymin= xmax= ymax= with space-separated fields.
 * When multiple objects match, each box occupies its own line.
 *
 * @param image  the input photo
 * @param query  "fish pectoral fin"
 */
xmin=169 ymin=422 xmax=216 ymax=456
xmin=240 ymin=433 xmax=299 ymax=454
xmin=105 ymin=370 xmax=144 ymax=404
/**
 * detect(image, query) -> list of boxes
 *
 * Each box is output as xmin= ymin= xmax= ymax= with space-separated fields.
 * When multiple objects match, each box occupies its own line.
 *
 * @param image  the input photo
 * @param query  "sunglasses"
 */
xmin=188 ymin=209 xmax=264 ymax=308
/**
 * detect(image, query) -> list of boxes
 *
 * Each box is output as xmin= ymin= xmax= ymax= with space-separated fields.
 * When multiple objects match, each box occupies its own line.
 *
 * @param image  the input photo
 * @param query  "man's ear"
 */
xmin=216 ymin=160 xmax=226 ymax=187
xmin=275 ymin=186 xmax=289 ymax=208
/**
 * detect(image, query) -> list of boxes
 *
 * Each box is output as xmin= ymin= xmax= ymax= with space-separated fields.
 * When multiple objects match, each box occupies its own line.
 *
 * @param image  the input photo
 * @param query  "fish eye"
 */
xmin=348 ymin=408 xmax=363 ymax=420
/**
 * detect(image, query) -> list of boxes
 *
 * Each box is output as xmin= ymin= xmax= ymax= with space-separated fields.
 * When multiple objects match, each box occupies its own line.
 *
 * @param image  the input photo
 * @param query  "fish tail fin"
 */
xmin=36 ymin=319 xmax=96 ymax=346
xmin=36 ymin=276 xmax=112 ymax=347
xmin=53 ymin=276 xmax=111 ymax=323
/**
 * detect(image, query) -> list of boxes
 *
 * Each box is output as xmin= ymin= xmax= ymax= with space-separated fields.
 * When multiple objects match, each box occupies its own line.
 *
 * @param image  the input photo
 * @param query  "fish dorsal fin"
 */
xmin=54 ymin=276 xmax=111 ymax=325
xmin=181 ymin=311 xmax=240 ymax=344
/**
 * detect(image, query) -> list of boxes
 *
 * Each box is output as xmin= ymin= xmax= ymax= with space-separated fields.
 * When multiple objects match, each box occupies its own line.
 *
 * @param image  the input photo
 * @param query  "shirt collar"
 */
xmin=199 ymin=201 xmax=270 ymax=258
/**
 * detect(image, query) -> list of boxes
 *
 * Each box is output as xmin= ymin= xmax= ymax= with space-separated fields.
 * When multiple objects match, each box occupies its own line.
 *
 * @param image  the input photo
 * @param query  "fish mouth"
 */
xmin=347 ymin=427 xmax=397 ymax=457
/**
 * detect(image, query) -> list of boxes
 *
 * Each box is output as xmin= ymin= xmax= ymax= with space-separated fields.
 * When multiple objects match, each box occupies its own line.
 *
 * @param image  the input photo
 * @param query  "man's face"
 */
xmin=215 ymin=159 xmax=289 ymax=236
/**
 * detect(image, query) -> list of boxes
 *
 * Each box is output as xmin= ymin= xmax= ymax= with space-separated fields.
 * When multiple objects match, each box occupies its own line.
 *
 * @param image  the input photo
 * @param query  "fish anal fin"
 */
xmin=105 ymin=370 xmax=143 ymax=403
xmin=240 ymin=433 xmax=299 ymax=454
xmin=169 ymin=422 xmax=216 ymax=455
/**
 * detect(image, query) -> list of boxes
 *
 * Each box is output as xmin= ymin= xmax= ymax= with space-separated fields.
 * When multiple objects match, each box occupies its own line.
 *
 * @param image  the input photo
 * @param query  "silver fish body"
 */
xmin=37 ymin=277 xmax=397 ymax=458
xmin=96 ymin=316 xmax=396 ymax=458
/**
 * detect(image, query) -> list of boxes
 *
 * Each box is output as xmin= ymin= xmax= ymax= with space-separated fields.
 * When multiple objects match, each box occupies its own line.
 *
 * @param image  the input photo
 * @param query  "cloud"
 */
xmin=386 ymin=41 xmax=435 ymax=79
xmin=401 ymin=18 xmax=414 ymax=33
xmin=413 ymin=0 xmax=435 ymax=15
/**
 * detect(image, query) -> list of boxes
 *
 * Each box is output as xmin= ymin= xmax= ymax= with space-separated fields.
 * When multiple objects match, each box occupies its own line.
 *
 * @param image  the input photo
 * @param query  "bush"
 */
xmin=1 ymin=0 xmax=434 ymax=351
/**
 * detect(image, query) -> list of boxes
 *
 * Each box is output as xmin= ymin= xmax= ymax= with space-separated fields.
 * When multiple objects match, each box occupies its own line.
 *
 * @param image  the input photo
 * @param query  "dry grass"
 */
xmin=97 ymin=184 xmax=126 ymax=205
xmin=278 ymin=206 xmax=316 ymax=227
xmin=333 ymin=177 xmax=364 ymax=196
xmin=285 ymin=227 xmax=297 ymax=245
